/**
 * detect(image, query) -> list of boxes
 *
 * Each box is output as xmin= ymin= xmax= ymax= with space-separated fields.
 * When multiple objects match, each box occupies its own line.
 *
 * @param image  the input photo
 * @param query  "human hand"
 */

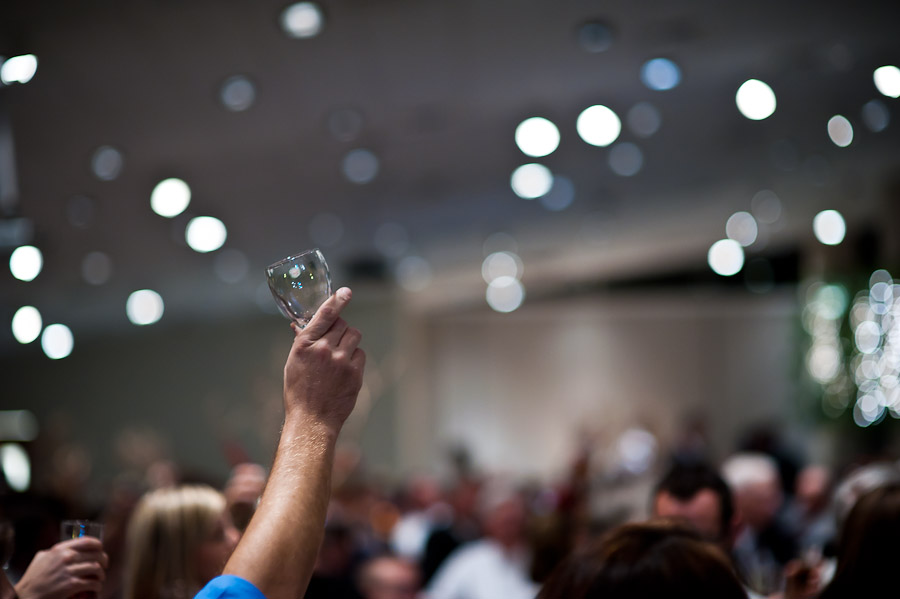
xmin=781 ymin=557 xmax=822 ymax=599
xmin=283 ymin=287 xmax=365 ymax=433
xmin=14 ymin=538 xmax=108 ymax=599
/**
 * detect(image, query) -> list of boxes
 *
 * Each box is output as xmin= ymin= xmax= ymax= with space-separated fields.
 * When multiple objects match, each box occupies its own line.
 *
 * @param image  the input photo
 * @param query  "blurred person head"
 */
xmin=831 ymin=462 xmax=899 ymax=531
xmin=721 ymin=453 xmax=782 ymax=531
xmin=477 ymin=481 xmax=528 ymax=550
xmin=820 ymin=482 xmax=900 ymax=599
xmin=357 ymin=555 xmax=420 ymax=599
xmin=125 ymin=485 xmax=239 ymax=599
xmin=651 ymin=461 xmax=735 ymax=547
xmin=795 ymin=464 xmax=832 ymax=516
xmin=536 ymin=520 xmax=746 ymax=599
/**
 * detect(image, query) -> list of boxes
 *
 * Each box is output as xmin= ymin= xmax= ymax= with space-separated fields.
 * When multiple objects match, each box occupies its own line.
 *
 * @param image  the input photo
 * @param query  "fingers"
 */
xmin=321 ymin=317 xmax=350 ymax=347
xmin=68 ymin=561 xmax=107 ymax=582
xmin=338 ymin=326 xmax=362 ymax=353
xmin=300 ymin=288 xmax=352 ymax=341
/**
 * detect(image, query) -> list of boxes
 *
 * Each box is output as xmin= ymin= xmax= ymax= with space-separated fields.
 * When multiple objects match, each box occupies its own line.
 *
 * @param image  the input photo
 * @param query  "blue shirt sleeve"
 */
xmin=194 ymin=575 xmax=267 ymax=599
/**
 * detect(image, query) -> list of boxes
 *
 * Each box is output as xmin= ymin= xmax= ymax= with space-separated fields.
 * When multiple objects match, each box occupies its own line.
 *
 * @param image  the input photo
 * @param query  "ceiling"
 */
xmin=1 ymin=0 xmax=899 ymax=352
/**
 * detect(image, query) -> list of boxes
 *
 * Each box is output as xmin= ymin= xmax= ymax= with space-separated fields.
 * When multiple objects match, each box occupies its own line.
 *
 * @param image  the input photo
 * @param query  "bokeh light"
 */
xmin=626 ymin=102 xmax=662 ymax=138
xmin=873 ymin=65 xmax=900 ymax=98
xmin=510 ymin=164 xmax=553 ymax=199
xmin=82 ymin=252 xmax=113 ymax=286
xmin=342 ymin=149 xmax=379 ymax=184
xmin=220 ymin=75 xmax=256 ymax=111
xmin=640 ymin=58 xmax=681 ymax=91
xmin=482 ymin=251 xmax=523 ymax=283
xmin=827 ymin=115 xmax=853 ymax=147
xmin=281 ymin=2 xmax=324 ymax=39
xmin=126 ymin=290 xmax=165 ymax=326
xmin=861 ymin=100 xmax=890 ymax=132
xmin=395 ymin=256 xmax=432 ymax=292
xmin=751 ymin=190 xmax=782 ymax=224
xmin=151 ymin=178 xmax=191 ymax=218
xmin=726 ymin=211 xmax=758 ymax=247
xmin=576 ymin=21 xmax=613 ymax=53
xmin=91 ymin=146 xmax=124 ymax=181
xmin=576 ymin=105 xmax=621 ymax=147
xmin=515 ymin=117 xmax=560 ymax=157
xmin=0 ymin=444 xmax=30 ymax=492
xmin=813 ymin=210 xmax=846 ymax=246
xmin=41 ymin=324 xmax=73 ymax=360
xmin=0 ymin=54 xmax=38 ymax=85
xmin=708 ymin=239 xmax=745 ymax=276
xmin=9 ymin=245 xmax=43 ymax=282
xmin=185 ymin=216 xmax=227 ymax=253
xmin=486 ymin=276 xmax=525 ymax=313
xmin=540 ymin=176 xmax=575 ymax=212
xmin=735 ymin=79 xmax=776 ymax=120
xmin=11 ymin=306 xmax=42 ymax=344
xmin=608 ymin=143 xmax=643 ymax=177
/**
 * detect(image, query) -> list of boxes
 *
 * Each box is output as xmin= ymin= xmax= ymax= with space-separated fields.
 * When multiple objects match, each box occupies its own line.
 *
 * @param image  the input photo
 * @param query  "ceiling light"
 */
xmin=515 ymin=117 xmax=560 ymax=158
xmin=9 ymin=245 xmax=42 ymax=282
xmin=281 ymin=2 xmax=324 ymax=39
xmin=185 ymin=216 xmax=227 ymax=252
xmin=873 ymin=65 xmax=900 ymax=98
xmin=41 ymin=324 xmax=74 ymax=360
xmin=813 ymin=210 xmax=846 ymax=246
xmin=827 ymin=115 xmax=853 ymax=147
xmin=126 ymin=290 xmax=165 ymax=325
xmin=0 ymin=54 xmax=37 ymax=85
xmin=151 ymin=178 xmax=191 ymax=218
xmin=736 ymin=79 xmax=776 ymax=120
xmin=510 ymin=164 xmax=553 ymax=199
xmin=1 ymin=444 xmax=30 ymax=492
xmin=708 ymin=239 xmax=744 ymax=276
xmin=11 ymin=306 xmax=42 ymax=344
xmin=576 ymin=105 xmax=621 ymax=146
xmin=640 ymin=58 xmax=681 ymax=91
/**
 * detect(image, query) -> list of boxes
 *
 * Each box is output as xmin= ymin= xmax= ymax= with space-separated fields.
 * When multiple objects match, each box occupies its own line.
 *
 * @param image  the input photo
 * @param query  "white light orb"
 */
xmin=0 ymin=54 xmax=38 ymax=85
xmin=0 ymin=444 xmax=30 ymax=492
xmin=873 ymin=65 xmax=900 ymax=98
xmin=827 ymin=115 xmax=853 ymax=147
xmin=41 ymin=324 xmax=73 ymax=360
xmin=486 ymin=276 xmax=525 ymax=313
xmin=281 ymin=2 xmax=324 ymax=39
xmin=342 ymin=149 xmax=379 ymax=184
xmin=510 ymin=163 xmax=553 ymax=199
xmin=151 ymin=178 xmax=191 ymax=218
xmin=91 ymin=146 xmax=124 ymax=181
xmin=736 ymin=79 xmax=777 ymax=120
xmin=220 ymin=75 xmax=256 ymax=112
xmin=515 ymin=117 xmax=560 ymax=158
xmin=11 ymin=306 xmax=42 ymax=344
xmin=9 ymin=246 xmax=43 ymax=282
xmin=813 ymin=210 xmax=846 ymax=246
xmin=726 ymin=211 xmax=759 ymax=247
xmin=708 ymin=239 xmax=745 ymax=276
xmin=126 ymin=290 xmax=165 ymax=326
xmin=185 ymin=216 xmax=227 ymax=253
xmin=576 ymin=105 xmax=621 ymax=147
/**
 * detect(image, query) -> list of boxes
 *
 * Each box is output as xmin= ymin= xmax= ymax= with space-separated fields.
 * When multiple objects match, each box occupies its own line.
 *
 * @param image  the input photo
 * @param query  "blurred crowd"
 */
xmin=2 ymin=421 xmax=899 ymax=599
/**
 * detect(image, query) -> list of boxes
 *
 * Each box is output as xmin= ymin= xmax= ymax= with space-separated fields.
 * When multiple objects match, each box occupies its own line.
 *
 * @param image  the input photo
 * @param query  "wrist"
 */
xmin=281 ymin=411 xmax=341 ymax=445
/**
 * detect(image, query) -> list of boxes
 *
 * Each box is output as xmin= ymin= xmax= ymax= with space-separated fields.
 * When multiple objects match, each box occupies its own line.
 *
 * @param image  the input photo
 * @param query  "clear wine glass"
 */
xmin=266 ymin=248 xmax=332 ymax=326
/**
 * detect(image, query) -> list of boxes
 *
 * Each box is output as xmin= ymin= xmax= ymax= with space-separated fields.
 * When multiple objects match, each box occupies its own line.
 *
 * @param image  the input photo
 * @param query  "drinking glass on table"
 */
xmin=265 ymin=248 xmax=332 ymax=326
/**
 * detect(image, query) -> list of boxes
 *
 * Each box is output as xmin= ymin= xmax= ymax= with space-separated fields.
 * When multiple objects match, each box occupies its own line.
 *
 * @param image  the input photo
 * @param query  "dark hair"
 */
xmin=820 ymin=482 xmax=900 ymax=599
xmin=537 ymin=520 xmax=747 ymax=599
xmin=653 ymin=461 xmax=734 ymax=540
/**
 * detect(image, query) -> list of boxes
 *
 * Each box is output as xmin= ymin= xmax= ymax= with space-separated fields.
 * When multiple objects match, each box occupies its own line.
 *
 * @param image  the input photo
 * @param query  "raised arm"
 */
xmin=221 ymin=287 xmax=365 ymax=599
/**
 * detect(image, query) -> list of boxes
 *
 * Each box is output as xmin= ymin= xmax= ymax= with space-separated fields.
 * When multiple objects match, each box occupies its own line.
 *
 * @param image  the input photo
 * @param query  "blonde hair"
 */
xmin=125 ymin=485 xmax=226 ymax=599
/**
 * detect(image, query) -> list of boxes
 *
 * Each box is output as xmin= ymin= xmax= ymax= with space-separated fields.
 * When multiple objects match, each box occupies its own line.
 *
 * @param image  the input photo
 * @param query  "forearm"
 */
xmin=223 ymin=415 xmax=338 ymax=599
